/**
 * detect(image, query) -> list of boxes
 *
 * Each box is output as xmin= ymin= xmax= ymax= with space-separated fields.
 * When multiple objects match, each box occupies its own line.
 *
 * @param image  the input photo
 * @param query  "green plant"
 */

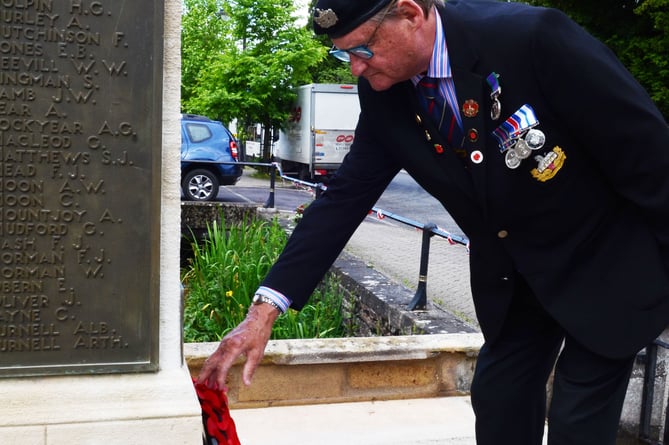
xmin=182 ymin=216 xmax=346 ymax=341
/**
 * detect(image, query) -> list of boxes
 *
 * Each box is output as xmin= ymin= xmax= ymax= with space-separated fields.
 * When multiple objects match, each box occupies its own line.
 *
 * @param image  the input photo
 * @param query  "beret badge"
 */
xmin=314 ymin=8 xmax=339 ymax=29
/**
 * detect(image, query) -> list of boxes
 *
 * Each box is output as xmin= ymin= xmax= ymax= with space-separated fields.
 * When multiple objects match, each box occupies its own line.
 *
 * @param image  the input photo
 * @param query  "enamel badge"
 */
xmin=462 ymin=100 xmax=479 ymax=118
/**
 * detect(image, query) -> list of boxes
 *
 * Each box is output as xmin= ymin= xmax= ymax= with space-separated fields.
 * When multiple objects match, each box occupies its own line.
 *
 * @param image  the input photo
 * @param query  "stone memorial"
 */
xmin=0 ymin=0 xmax=161 ymax=377
xmin=0 ymin=1 xmax=201 ymax=443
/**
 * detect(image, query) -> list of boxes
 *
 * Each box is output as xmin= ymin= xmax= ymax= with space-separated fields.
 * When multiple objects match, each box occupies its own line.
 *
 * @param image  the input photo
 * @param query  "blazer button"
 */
xmin=497 ymin=230 xmax=509 ymax=239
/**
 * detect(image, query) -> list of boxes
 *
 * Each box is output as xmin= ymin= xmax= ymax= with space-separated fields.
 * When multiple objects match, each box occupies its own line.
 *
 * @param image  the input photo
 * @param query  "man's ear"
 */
xmin=395 ymin=0 xmax=428 ymax=28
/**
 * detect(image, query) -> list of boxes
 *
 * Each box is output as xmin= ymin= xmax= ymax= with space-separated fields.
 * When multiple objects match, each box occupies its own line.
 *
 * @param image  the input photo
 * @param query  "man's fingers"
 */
xmin=241 ymin=347 xmax=264 ymax=386
xmin=197 ymin=344 xmax=237 ymax=389
xmin=195 ymin=304 xmax=278 ymax=389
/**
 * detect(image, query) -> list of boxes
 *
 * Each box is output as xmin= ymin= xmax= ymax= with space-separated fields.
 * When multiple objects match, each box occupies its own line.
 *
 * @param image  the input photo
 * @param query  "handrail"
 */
xmin=211 ymin=162 xmax=471 ymax=310
xmin=268 ymin=167 xmax=470 ymax=311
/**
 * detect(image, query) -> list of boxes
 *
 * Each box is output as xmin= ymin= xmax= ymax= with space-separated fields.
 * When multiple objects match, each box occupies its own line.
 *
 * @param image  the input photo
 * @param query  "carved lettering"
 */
xmin=0 ymin=0 xmax=157 ymax=376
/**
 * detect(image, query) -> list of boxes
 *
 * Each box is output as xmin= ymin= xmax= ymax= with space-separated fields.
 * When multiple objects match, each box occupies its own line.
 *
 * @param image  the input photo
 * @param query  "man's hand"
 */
xmin=197 ymin=302 xmax=280 ymax=391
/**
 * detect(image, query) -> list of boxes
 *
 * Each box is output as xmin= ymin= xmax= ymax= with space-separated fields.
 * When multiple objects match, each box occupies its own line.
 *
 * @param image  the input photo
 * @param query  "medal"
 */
xmin=525 ymin=128 xmax=545 ymax=150
xmin=505 ymin=148 xmax=521 ymax=169
xmin=491 ymin=99 xmax=501 ymax=121
xmin=492 ymin=104 xmax=540 ymax=152
xmin=486 ymin=72 xmax=502 ymax=120
xmin=514 ymin=139 xmax=531 ymax=159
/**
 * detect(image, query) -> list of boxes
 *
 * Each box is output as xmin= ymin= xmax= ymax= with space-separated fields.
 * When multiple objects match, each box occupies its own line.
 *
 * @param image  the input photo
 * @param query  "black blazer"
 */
xmin=263 ymin=1 xmax=669 ymax=359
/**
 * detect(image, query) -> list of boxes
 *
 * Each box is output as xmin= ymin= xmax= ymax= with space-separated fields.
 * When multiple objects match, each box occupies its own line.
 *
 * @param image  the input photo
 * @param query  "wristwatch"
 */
xmin=252 ymin=294 xmax=283 ymax=313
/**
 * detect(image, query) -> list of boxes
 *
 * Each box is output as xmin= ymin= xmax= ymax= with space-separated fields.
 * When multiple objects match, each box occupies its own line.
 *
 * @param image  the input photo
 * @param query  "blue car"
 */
xmin=181 ymin=114 xmax=242 ymax=201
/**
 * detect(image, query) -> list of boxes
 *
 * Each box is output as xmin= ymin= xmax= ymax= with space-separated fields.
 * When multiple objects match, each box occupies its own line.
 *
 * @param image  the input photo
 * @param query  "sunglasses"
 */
xmin=329 ymin=5 xmax=392 ymax=63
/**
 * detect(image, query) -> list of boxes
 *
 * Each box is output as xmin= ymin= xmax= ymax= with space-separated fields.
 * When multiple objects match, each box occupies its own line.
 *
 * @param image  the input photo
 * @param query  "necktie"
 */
xmin=417 ymin=76 xmax=463 ymax=147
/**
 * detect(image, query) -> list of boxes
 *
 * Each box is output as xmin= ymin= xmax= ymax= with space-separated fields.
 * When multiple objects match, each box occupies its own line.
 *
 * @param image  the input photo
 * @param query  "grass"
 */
xmin=181 ymin=216 xmax=347 ymax=342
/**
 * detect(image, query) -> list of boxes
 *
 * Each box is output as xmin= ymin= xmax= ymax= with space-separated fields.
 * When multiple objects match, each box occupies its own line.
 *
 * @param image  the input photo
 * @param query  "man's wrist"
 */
xmin=252 ymin=293 xmax=284 ymax=314
xmin=254 ymin=286 xmax=291 ymax=313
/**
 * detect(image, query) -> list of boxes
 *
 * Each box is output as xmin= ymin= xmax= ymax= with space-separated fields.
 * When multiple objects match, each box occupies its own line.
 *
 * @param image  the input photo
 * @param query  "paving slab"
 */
xmin=232 ymin=397 xmax=478 ymax=445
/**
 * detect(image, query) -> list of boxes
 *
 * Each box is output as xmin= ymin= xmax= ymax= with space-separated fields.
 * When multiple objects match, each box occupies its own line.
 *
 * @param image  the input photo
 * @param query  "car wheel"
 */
xmin=182 ymin=169 xmax=220 ymax=201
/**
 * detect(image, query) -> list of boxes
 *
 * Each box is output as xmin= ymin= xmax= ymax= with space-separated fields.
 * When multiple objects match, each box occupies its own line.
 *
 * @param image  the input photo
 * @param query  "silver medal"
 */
xmin=491 ymin=98 xmax=501 ymax=120
xmin=514 ymin=139 xmax=531 ymax=159
xmin=504 ymin=148 xmax=521 ymax=169
xmin=525 ymin=129 xmax=546 ymax=150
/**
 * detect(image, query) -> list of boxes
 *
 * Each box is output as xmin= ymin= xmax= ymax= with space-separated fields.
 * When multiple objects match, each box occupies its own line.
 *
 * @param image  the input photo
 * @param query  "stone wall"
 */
xmin=186 ymin=333 xmax=483 ymax=409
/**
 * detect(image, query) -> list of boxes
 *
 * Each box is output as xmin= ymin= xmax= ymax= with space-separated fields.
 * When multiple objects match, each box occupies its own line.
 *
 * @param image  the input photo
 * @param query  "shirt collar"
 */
xmin=411 ymin=9 xmax=451 ymax=85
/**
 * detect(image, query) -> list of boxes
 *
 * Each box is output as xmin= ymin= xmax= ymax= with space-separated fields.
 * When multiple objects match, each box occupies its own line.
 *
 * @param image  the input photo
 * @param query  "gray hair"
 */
xmin=372 ymin=0 xmax=444 ymax=21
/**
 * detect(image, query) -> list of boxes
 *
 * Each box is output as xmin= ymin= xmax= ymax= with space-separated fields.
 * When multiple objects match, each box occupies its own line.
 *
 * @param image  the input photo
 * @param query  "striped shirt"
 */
xmin=411 ymin=10 xmax=463 ymax=131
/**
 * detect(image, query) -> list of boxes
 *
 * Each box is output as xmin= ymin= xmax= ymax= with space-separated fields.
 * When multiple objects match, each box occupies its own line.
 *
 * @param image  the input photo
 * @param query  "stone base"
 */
xmin=187 ymin=333 xmax=484 ymax=409
xmin=0 ymin=367 xmax=202 ymax=445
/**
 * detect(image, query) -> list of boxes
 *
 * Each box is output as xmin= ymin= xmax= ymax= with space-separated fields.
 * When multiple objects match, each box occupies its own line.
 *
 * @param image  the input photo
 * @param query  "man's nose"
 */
xmin=350 ymin=57 xmax=368 ymax=77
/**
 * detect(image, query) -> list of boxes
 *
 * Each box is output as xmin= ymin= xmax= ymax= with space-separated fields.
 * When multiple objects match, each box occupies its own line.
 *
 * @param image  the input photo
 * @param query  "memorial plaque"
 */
xmin=0 ymin=1 xmax=163 ymax=376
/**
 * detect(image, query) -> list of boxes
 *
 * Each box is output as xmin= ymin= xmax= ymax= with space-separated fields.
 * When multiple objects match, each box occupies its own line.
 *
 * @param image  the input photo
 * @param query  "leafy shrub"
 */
xmin=182 ymin=217 xmax=346 ymax=342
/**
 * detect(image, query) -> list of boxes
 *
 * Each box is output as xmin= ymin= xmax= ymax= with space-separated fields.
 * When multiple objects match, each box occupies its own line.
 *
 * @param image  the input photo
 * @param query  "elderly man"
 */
xmin=198 ymin=1 xmax=669 ymax=443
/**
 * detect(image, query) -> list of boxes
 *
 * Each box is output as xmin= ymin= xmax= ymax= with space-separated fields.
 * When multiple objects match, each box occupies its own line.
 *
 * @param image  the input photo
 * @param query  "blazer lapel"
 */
xmin=452 ymin=67 xmax=489 ymax=214
xmin=400 ymin=81 xmax=477 ymax=202
xmin=441 ymin=4 xmax=492 ymax=217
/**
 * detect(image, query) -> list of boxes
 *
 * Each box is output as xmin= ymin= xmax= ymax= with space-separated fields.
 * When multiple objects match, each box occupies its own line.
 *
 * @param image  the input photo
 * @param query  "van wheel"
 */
xmin=182 ymin=169 xmax=219 ymax=201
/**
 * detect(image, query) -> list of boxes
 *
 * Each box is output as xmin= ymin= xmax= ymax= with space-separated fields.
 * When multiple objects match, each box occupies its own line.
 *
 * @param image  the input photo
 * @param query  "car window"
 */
xmin=186 ymin=123 xmax=212 ymax=143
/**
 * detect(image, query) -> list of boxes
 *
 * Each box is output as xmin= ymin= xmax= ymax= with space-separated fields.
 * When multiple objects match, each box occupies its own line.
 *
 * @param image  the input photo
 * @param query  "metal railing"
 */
xmin=638 ymin=339 xmax=669 ymax=444
xmin=251 ymin=163 xmax=470 ymax=311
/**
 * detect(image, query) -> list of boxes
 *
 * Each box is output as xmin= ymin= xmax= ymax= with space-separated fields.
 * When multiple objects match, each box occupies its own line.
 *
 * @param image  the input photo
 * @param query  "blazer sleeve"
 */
xmin=261 ymin=91 xmax=401 ymax=309
xmin=530 ymin=8 xmax=669 ymax=265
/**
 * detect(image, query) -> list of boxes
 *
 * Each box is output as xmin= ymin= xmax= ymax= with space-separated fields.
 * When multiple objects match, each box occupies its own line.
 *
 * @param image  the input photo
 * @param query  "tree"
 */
xmin=182 ymin=0 xmax=327 ymax=160
xmin=181 ymin=0 xmax=232 ymax=106
xmin=523 ymin=0 xmax=668 ymax=120
xmin=305 ymin=0 xmax=357 ymax=84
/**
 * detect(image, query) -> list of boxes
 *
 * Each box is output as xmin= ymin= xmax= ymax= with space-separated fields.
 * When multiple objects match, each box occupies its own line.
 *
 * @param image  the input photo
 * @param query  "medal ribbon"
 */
xmin=492 ymin=104 xmax=539 ymax=152
xmin=486 ymin=72 xmax=501 ymax=97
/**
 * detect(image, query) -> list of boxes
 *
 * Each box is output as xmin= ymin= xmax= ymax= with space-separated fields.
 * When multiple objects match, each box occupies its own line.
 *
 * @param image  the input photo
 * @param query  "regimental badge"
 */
xmin=314 ymin=8 xmax=338 ymax=28
xmin=531 ymin=147 xmax=566 ymax=182
xmin=462 ymin=100 xmax=479 ymax=118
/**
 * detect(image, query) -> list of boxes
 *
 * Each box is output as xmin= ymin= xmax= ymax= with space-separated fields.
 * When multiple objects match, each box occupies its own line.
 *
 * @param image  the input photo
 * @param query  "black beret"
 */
xmin=313 ymin=0 xmax=393 ymax=38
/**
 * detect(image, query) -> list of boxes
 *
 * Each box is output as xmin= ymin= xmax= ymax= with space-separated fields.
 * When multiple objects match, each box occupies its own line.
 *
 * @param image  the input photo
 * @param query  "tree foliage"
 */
xmin=181 ymin=0 xmax=232 ymax=106
xmin=304 ymin=0 xmax=357 ymax=84
xmin=523 ymin=0 xmax=668 ymax=120
xmin=181 ymin=0 xmax=327 ymax=159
